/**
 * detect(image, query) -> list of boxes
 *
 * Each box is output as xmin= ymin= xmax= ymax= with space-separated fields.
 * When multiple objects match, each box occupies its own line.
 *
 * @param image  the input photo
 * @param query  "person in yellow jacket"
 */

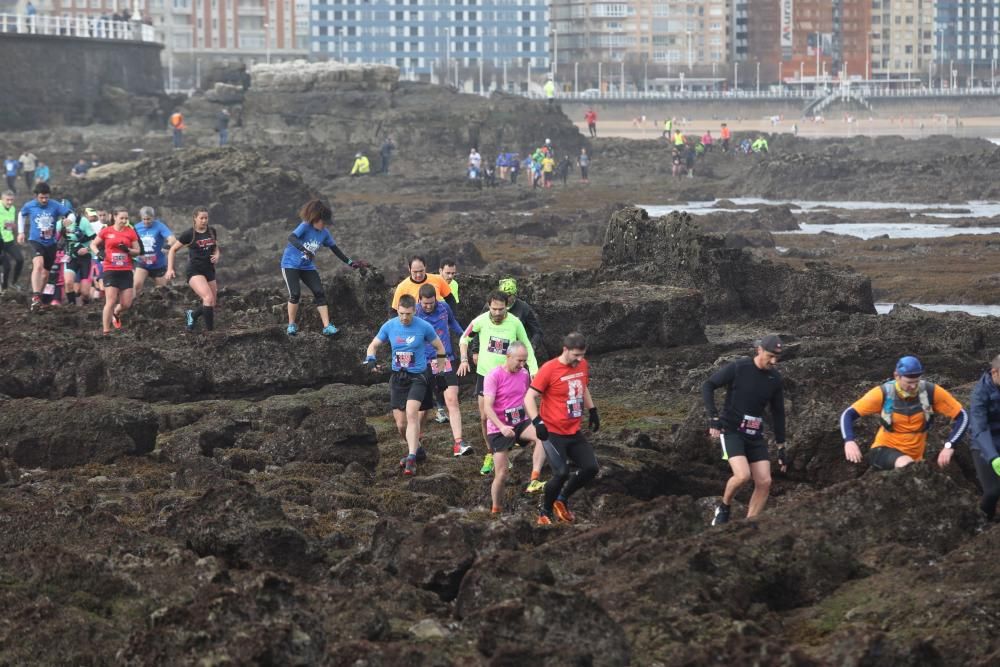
xmin=673 ymin=129 xmax=686 ymax=147
xmin=541 ymin=154 xmax=556 ymax=188
xmin=350 ymin=153 xmax=370 ymax=176
xmin=543 ymin=78 xmax=556 ymax=111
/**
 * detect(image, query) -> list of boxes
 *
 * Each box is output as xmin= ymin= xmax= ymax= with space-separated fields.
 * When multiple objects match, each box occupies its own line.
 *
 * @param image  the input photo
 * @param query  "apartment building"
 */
xmin=308 ymin=0 xmax=549 ymax=74
xmin=935 ymin=0 xmax=1000 ymax=75
xmin=550 ymin=0 xmax=728 ymax=70
xmin=870 ymin=0 xmax=935 ymax=80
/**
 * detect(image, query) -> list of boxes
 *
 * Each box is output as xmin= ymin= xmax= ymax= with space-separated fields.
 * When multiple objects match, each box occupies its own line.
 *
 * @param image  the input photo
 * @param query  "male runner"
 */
xmin=365 ymin=294 xmax=448 ymax=476
xmin=525 ymin=332 xmax=600 ymax=524
xmin=16 ymin=182 xmax=75 ymax=310
xmin=702 ymin=334 xmax=787 ymax=526
xmin=416 ymin=284 xmax=470 ymax=456
xmin=458 ymin=290 xmax=538 ymax=476
xmin=391 ymin=255 xmax=458 ymax=312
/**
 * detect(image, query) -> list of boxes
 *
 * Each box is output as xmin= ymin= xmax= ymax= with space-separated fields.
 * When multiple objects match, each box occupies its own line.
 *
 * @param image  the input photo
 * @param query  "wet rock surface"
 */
xmin=2 ymin=74 xmax=1000 ymax=664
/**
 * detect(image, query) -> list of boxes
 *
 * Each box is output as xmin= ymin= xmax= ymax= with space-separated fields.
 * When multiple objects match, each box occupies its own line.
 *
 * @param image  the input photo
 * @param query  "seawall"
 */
xmin=0 ymin=33 xmax=163 ymax=130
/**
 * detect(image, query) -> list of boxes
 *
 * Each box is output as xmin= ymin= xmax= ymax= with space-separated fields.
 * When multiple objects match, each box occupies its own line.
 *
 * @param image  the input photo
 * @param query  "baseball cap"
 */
xmin=758 ymin=334 xmax=783 ymax=354
xmin=498 ymin=277 xmax=518 ymax=296
xmin=895 ymin=355 xmax=924 ymax=376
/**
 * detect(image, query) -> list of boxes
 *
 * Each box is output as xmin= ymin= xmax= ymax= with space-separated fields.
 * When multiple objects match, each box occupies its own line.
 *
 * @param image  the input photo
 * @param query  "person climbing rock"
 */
xmin=969 ymin=354 xmax=1000 ymax=520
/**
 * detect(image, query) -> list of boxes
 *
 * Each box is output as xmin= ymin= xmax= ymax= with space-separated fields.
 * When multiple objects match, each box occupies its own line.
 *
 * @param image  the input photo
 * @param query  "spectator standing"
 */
xmin=3 ymin=157 xmax=19 ymax=193
xmin=18 ymin=151 xmax=37 ymax=189
xmin=215 ymin=109 xmax=230 ymax=146
xmin=34 ymin=161 xmax=50 ymax=184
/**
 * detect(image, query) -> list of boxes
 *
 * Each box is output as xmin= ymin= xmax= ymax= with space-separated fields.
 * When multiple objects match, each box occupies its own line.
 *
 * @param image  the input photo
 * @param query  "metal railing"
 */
xmin=531 ymin=85 xmax=1000 ymax=102
xmin=0 ymin=13 xmax=158 ymax=42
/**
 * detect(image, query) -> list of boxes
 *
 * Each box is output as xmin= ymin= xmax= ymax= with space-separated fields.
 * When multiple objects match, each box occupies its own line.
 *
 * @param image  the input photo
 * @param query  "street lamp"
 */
xmin=756 ymin=61 xmax=760 ymax=94
xmin=551 ymin=28 xmax=558 ymax=78
xmin=264 ymin=21 xmax=270 ymax=64
xmin=937 ymin=28 xmax=944 ymax=90
xmin=686 ymin=30 xmax=692 ymax=69
xmin=734 ymin=60 xmax=738 ymax=91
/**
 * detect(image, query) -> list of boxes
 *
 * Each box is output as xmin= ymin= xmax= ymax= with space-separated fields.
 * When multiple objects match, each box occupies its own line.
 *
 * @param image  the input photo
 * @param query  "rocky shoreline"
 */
xmin=2 ymin=66 xmax=999 ymax=664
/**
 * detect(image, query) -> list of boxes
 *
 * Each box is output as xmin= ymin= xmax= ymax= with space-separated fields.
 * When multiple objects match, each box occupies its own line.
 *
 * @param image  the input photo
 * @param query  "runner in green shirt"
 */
xmin=458 ymin=289 xmax=539 ymax=473
xmin=0 ymin=190 xmax=21 ymax=290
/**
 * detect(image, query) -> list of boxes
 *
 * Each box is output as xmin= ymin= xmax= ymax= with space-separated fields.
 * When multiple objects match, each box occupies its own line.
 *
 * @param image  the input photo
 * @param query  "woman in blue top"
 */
xmin=281 ymin=199 xmax=368 ymax=336
xmin=133 ymin=206 xmax=177 ymax=295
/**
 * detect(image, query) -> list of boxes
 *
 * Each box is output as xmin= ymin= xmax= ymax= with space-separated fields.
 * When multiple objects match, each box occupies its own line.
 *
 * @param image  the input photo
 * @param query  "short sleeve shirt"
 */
xmin=280 ymin=221 xmax=337 ymax=271
xmin=135 ymin=220 xmax=174 ymax=270
xmin=375 ymin=317 xmax=439 ymax=373
xmin=177 ymin=227 xmax=218 ymax=273
xmin=391 ymin=274 xmax=453 ymax=308
xmin=98 ymin=225 xmax=139 ymax=271
xmin=530 ymin=357 xmax=590 ymax=436
xmin=851 ymin=382 xmax=964 ymax=460
xmin=483 ymin=365 xmax=532 ymax=434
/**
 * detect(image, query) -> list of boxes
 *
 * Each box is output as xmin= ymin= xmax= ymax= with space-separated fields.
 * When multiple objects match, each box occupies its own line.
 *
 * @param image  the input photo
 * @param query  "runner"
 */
xmin=165 ymin=207 xmax=220 ymax=332
xmin=432 ymin=258 xmax=460 ymax=423
xmin=840 ymin=355 xmax=967 ymax=471
xmin=969 ymin=354 xmax=1000 ymax=520
xmin=526 ymin=332 xmax=600 ymax=525
xmin=364 ymin=294 xmax=448 ymax=476
xmin=16 ymin=182 xmax=75 ymax=310
xmin=702 ymin=334 xmax=788 ymax=526
xmin=483 ymin=341 xmax=545 ymax=514
xmin=89 ymin=207 xmax=140 ymax=334
xmin=62 ymin=208 xmax=96 ymax=305
xmin=0 ymin=190 xmax=23 ymax=291
xmin=584 ymin=108 xmax=597 ymax=137
xmin=391 ymin=255 xmax=458 ymax=312
xmin=458 ymin=290 xmax=539 ymax=476
xmin=415 ymin=284 xmax=469 ymax=455
xmin=281 ymin=199 xmax=368 ymax=336
xmin=133 ymin=206 xmax=176 ymax=295
xmin=495 ymin=278 xmax=544 ymax=354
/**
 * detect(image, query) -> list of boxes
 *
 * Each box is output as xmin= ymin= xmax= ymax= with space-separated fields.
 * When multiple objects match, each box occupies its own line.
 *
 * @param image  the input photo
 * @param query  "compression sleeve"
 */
xmin=330 ymin=244 xmax=351 ymax=264
xmin=947 ymin=408 xmax=969 ymax=445
xmin=444 ymin=293 xmax=458 ymax=310
xmin=287 ymin=233 xmax=307 ymax=252
xmin=521 ymin=304 xmax=543 ymax=341
xmin=701 ymin=362 xmax=736 ymax=419
xmin=970 ymin=387 xmax=1000 ymax=461
xmin=840 ymin=407 xmax=860 ymax=441
xmin=770 ymin=384 xmax=786 ymax=443
xmin=17 ymin=210 xmax=26 ymax=235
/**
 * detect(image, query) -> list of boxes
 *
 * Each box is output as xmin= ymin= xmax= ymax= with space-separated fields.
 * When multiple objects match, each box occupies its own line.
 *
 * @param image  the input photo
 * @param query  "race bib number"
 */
xmin=504 ymin=406 xmax=527 ymax=425
xmin=430 ymin=358 xmax=452 ymax=375
xmin=739 ymin=415 xmax=763 ymax=436
xmin=487 ymin=336 xmax=510 ymax=354
xmin=393 ymin=351 xmax=414 ymax=369
xmin=566 ymin=397 xmax=584 ymax=419
xmin=141 ymin=254 xmax=156 ymax=265
xmin=42 ymin=283 xmax=55 ymax=295
xmin=40 ymin=227 xmax=53 ymax=240
xmin=110 ymin=252 xmax=128 ymax=267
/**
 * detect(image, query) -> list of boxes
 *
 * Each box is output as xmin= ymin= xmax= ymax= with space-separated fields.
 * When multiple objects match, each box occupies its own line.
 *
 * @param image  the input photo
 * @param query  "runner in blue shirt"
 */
xmin=16 ymin=182 xmax=75 ymax=310
xmin=364 ymin=294 xmax=447 ymax=476
xmin=133 ymin=206 xmax=177 ymax=295
xmin=416 ymin=283 xmax=471 ymax=456
xmin=281 ymin=199 xmax=368 ymax=337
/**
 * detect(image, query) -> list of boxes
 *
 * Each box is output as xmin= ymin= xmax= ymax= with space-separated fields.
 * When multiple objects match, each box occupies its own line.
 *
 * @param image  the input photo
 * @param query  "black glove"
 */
xmin=777 ymin=446 xmax=788 ymax=469
xmin=363 ymin=355 xmax=377 ymax=372
xmin=116 ymin=242 xmax=130 ymax=252
xmin=709 ymin=417 xmax=723 ymax=431
xmin=349 ymin=259 xmax=370 ymax=270
xmin=588 ymin=407 xmax=600 ymax=432
xmin=532 ymin=416 xmax=548 ymax=441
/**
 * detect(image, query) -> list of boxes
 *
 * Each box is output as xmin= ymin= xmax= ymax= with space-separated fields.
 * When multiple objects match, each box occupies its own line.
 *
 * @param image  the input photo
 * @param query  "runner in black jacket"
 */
xmin=702 ymin=334 xmax=787 ymax=526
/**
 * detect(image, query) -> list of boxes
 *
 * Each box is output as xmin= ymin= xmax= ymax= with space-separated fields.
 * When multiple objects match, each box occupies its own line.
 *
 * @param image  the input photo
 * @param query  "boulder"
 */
xmin=0 ymin=397 xmax=157 ymax=469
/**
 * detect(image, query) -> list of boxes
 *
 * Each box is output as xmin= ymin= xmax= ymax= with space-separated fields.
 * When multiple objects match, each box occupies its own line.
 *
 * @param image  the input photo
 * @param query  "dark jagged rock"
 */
xmin=58 ymin=147 xmax=313 ymax=230
xmin=602 ymin=206 xmax=875 ymax=318
xmin=0 ymin=397 xmax=157 ymax=468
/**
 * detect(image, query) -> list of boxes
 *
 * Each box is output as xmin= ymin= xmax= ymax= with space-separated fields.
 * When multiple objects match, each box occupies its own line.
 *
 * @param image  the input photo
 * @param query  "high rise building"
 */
xmin=308 ymin=0 xmax=549 ymax=76
xmin=550 ymin=0 xmax=729 ymax=71
xmin=870 ymin=0 xmax=935 ymax=80
xmin=44 ymin=0 xmax=306 ymax=87
xmin=738 ymin=0 xmax=871 ymax=84
xmin=935 ymin=0 xmax=1000 ymax=83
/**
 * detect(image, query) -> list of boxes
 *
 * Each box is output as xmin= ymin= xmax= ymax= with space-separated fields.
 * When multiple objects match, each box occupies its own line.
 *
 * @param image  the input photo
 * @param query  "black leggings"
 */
xmin=542 ymin=432 xmax=599 ymax=513
xmin=281 ymin=267 xmax=326 ymax=306
xmin=1 ymin=241 xmax=24 ymax=288
xmin=973 ymin=452 xmax=1000 ymax=519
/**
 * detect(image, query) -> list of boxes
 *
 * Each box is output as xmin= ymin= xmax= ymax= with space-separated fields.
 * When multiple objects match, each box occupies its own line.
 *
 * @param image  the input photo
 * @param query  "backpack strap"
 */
xmin=918 ymin=380 xmax=934 ymax=432
xmin=879 ymin=381 xmax=895 ymax=431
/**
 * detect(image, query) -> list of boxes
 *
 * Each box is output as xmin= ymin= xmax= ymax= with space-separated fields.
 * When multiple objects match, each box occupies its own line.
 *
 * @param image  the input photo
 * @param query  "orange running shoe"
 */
xmin=537 ymin=512 xmax=553 ymax=526
xmin=552 ymin=500 xmax=575 ymax=523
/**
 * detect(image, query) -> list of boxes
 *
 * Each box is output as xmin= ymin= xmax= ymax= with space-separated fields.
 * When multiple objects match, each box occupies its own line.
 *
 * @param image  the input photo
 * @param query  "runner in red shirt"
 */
xmin=90 ymin=206 xmax=140 ymax=335
xmin=525 ymin=332 xmax=601 ymax=525
xmin=584 ymin=108 xmax=597 ymax=138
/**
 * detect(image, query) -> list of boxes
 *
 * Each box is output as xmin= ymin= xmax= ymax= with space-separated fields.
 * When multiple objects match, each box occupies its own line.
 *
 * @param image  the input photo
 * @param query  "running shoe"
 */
xmin=185 ymin=309 xmax=195 ymax=331
xmin=434 ymin=408 xmax=449 ymax=424
xmin=711 ymin=503 xmax=731 ymax=526
xmin=479 ymin=452 xmax=494 ymax=475
xmin=112 ymin=314 xmax=122 ymax=330
xmin=415 ymin=446 xmax=427 ymax=462
xmin=30 ymin=296 xmax=41 ymax=311
xmin=453 ymin=440 xmax=472 ymax=457
xmin=321 ymin=324 xmax=339 ymax=336
xmin=537 ymin=512 xmax=553 ymax=526
xmin=525 ymin=479 xmax=546 ymax=494
xmin=286 ymin=323 xmax=298 ymax=336
xmin=403 ymin=456 xmax=417 ymax=476
xmin=552 ymin=500 xmax=575 ymax=523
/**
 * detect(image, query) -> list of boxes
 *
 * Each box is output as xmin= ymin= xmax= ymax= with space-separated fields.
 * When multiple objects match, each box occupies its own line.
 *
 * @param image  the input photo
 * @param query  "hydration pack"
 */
xmin=880 ymin=380 xmax=933 ymax=432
